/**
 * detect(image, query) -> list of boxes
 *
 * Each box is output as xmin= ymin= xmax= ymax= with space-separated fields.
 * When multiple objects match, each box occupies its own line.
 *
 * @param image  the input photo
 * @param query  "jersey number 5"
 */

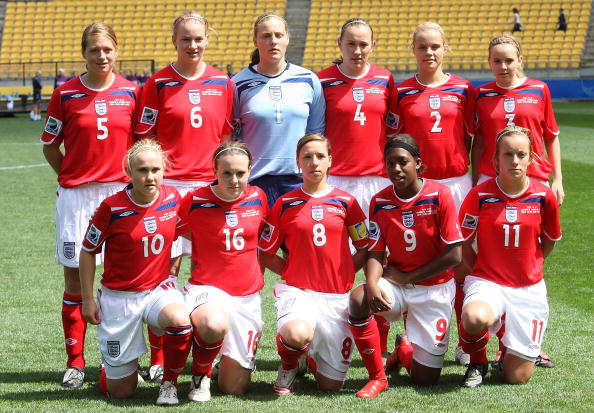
xmin=97 ymin=118 xmax=108 ymax=140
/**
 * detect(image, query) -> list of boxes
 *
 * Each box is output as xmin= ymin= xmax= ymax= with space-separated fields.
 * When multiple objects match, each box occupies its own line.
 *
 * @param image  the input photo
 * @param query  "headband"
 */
xmin=385 ymin=140 xmax=420 ymax=158
xmin=214 ymin=147 xmax=249 ymax=159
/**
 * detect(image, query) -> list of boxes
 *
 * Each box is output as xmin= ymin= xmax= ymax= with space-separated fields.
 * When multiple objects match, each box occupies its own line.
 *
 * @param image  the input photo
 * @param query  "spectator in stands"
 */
xmin=54 ymin=68 xmax=69 ymax=89
xmin=557 ymin=9 xmax=567 ymax=31
xmin=31 ymin=70 xmax=42 ymax=121
xmin=226 ymin=63 xmax=234 ymax=77
xmin=511 ymin=8 xmax=523 ymax=33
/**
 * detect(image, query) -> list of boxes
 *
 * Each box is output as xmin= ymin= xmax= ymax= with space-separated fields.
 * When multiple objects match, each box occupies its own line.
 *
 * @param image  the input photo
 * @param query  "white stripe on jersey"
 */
xmin=111 ymin=206 xmax=127 ymax=211
xmin=192 ymin=196 xmax=208 ymax=200
xmin=453 ymin=84 xmax=469 ymax=88
xmin=374 ymin=75 xmax=390 ymax=79
xmin=60 ymin=89 xmax=79 ymax=94
xmin=397 ymin=86 xmax=415 ymax=91
xmin=376 ymin=197 xmax=390 ymax=202
xmin=155 ymin=77 xmax=173 ymax=82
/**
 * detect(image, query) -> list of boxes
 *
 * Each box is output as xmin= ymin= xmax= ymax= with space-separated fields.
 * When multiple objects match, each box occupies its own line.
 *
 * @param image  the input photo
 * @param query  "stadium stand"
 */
xmin=0 ymin=0 xmax=592 ymax=108
xmin=303 ymin=0 xmax=592 ymax=72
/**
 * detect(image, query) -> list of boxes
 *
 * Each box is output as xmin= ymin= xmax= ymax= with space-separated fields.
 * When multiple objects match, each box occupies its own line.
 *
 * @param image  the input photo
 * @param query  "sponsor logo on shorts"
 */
xmin=269 ymin=85 xmax=282 ymax=101
xmin=188 ymin=89 xmax=201 ymax=104
xmin=282 ymin=298 xmax=296 ymax=311
xmin=462 ymin=213 xmax=478 ymax=229
xmin=94 ymin=99 xmax=107 ymax=115
xmin=144 ymin=216 xmax=157 ymax=234
xmin=107 ymin=340 xmax=120 ymax=358
xmin=402 ymin=210 xmax=414 ymax=228
xmin=44 ymin=116 xmax=63 ymax=136
xmin=504 ymin=97 xmax=516 ymax=113
xmin=63 ymin=242 xmax=76 ymax=260
xmin=311 ymin=205 xmax=324 ymax=221
xmin=429 ymin=94 xmax=441 ymax=110
xmin=352 ymin=87 xmax=365 ymax=103
xmin=385 ymin=111 xmax=399 ymax=129
xmin=225 ymin=210 xmax=238 ymax=227
xmin=261 ymin=222 xmax=274 ymax=242
xmin=505 ymin=206 xmax=518 ymax=222
xmin=85 ymin=224 xmax=102 ymax=246
xmin=140 ymin=106 xmax=158 ymax=125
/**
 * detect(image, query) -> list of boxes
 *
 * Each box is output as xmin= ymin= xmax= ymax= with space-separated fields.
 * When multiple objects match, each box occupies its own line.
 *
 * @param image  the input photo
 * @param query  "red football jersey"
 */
xmin=41 ymin=75 xmax=140 ymax=187
xmin=459 ymin=178 xmax=562 ymax=287
xmin=317 ymin=64 xmax=394 ymax=176
xmin=259 ymin=187 xmax=368 ymax=294
xmin=368 ymin=179 xmax=463 ymax=286
xmin=135 ymin=64 xmax=233 ymax=181
xmin=176 ymin=185 xmax=268 ymax=296
xmin=475 ymin=78 xmax=559 ymax=181
xmin=386 ymin=74 xmax=475 ymax=180
xmin=81 ymin=185 xmax=181 ymax=292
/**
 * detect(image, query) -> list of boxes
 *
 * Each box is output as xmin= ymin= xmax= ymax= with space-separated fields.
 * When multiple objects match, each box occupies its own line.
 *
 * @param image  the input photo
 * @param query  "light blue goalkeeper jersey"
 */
xmin=232 ymin=63 xmax=326 ymax=180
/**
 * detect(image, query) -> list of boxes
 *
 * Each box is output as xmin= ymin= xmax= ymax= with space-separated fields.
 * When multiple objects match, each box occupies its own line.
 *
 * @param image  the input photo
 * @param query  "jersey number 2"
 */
xmin=430 ymin=111 xmax=442 ymax=132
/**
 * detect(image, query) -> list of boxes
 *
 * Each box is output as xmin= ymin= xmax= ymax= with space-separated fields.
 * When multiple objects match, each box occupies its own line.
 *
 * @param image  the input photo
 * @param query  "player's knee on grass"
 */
xmin=191 ymin=303 xmax=229 ymax=342
xmin=316 ymin=373 xmax=344 ymax=392
xmin=218 ymin=356 xmax=251 ymax=395
xmin=279 ymin=320 xmax=314 ymax=348
xmin=462 ymin=301 xmax=495 ymax=333
xmin=348 ymin=284 xmax=369 ymax=319
xmin=503 ymin=353 xmax=535 ymax=384
xmin=106 ymin=361 xmax=139 ymax=398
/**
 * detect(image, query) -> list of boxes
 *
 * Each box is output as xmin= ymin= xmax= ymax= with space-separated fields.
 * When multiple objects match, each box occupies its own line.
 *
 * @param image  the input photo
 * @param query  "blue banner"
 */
xmin=471 ymin=79 xmax=594 ymax=99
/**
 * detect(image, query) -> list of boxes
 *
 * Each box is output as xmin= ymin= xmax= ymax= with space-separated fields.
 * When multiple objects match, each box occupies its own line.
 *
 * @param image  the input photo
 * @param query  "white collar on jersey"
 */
xmin=495 ymin=76 xmax=527 ymax=90
xmin=300 ymin=185 xmax=334 ymax=198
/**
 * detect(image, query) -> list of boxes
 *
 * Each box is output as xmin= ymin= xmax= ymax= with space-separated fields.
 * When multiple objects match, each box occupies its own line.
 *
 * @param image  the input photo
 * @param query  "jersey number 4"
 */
xmin=353 ymin=103 xmax=366 ymax=126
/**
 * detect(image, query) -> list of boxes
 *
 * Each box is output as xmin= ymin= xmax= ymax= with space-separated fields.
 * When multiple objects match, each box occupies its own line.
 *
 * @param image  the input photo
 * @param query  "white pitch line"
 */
xmin=0 ymin=163 xmax=47 ymax=170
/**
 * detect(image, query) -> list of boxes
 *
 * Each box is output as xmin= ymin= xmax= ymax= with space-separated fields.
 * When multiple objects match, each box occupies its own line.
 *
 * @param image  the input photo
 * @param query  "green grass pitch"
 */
xmin=0 ymin=102 xmax=592 ymax=412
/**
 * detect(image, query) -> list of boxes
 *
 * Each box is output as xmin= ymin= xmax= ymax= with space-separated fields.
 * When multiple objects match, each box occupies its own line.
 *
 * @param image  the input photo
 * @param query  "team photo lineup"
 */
xmin=38 ymin=9 xmax=565 ymax=406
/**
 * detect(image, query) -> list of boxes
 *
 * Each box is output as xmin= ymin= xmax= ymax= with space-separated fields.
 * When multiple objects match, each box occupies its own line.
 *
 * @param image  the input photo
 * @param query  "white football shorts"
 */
xmin=97 ymin=276 xmax=184 ymax=379
xmin=55 ymin=182 xmax=125 ymax=267
xmin=165 ymin=179 xmax=210 ymax=258
xmin=435 ymin=173 xmax=472 ymax=212
xmin=328 ymin=175 xmax=392 ymax=221
xmin=274 ymin=283 xmax=354 ymax=381
xmin=184 ymin=284 xmax=263 ymax=370
xmin=463 ymin=275 xmax=549 ymax=361
xmin=375 ymin=277 xmax=455 ymax=368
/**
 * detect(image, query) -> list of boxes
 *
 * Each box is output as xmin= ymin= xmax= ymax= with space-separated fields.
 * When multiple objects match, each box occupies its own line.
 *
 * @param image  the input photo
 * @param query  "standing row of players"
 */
xmin=40 ymin=11 xmax=563 ymax=402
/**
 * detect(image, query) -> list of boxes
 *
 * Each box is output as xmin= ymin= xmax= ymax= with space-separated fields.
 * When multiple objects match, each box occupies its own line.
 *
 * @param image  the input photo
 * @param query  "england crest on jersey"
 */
xmin=269 ymin=85 xmax=282 ymax=101
xmin=429 ymin=95 xmax=441 ymax=110
xmin=63 ymin=242 xmax=76 ymax=260
xmin=311 ymin=205 xmax=324 ymax=221
xmin=504 ymin=97 xmax=516 ymax=113
xmin=352 ymin=87 xmax=365 ymax=103
xmin=144 ymin=216 xmax=157 ymax=234
xmin=94 ymin=99 xmax=107 ymax=115
xmin=225 ymin=210 xmax=238 ymax=228
xmin=402 ymin=210 xmax=414 ymax=228
xmin=188 ymin=89 xmax=201 ymax=105
xmin=505 ymin=206 xmax=518 ymax=222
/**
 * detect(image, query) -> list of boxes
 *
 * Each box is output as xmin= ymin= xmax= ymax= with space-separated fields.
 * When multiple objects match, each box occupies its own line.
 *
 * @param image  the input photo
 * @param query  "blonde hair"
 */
xmin=123 ymin=139 xmax=169 ymax=175
xmin=251 ymin=12 xmax=289 ymax=65
xmin=81 ymin=22 xmax=118 ymax=54
xmin=488 ymin=34 xmax=524 ymax=77
xmin=172 ymin=11 xmax=210 ymax=35
xmin=494 ymin=126 xmax=541 ymax=172
xmin=411 ymin=22 xmax=450 ymax=54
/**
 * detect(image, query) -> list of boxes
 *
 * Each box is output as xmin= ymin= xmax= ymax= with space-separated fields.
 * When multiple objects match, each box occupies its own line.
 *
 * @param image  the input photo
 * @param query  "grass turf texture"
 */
xmin=0 ymin=102 xmax=592 ymax=412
